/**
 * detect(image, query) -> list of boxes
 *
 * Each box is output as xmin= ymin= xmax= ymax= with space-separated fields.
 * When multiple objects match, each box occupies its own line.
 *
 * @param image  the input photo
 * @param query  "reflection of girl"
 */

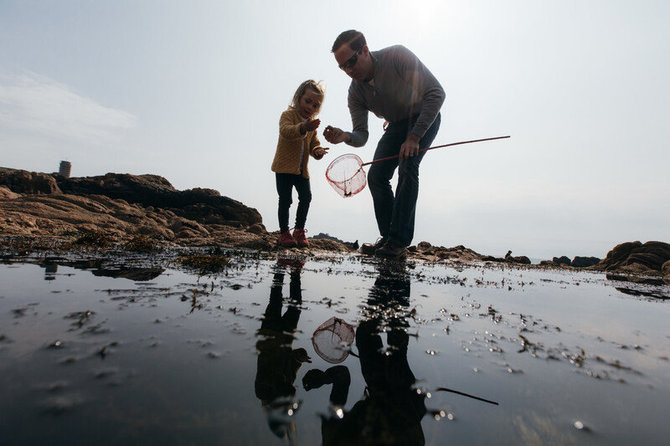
xmin=254 ymin=265 xmax=310 ymax=443
xmin=271 ymin=80 xmax=329 ymax=248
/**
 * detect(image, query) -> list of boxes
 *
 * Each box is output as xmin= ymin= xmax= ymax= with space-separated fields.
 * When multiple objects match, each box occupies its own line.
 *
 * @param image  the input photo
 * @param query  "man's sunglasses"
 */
xmin=339 ymin=48 xmax=362 ymax=71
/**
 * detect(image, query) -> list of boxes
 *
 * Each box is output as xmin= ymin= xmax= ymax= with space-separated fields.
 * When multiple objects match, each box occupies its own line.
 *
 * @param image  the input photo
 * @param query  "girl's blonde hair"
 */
xmin=290 ymin=80 xmax=325 ymax=113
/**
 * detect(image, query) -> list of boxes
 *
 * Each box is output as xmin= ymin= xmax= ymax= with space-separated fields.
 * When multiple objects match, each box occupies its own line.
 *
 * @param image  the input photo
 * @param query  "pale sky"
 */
xmin=1 ymin=0 xmax=668 ymax=259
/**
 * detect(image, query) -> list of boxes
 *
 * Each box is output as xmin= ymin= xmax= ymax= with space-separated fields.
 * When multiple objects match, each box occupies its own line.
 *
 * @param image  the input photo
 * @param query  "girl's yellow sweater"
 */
xmin=271 ymin=108 xmax=324 ymax=179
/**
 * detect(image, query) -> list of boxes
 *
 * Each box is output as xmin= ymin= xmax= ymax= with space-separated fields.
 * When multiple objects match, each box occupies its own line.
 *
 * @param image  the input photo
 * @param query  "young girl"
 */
xmin=271 ymin=80 xmax=329 ymax=248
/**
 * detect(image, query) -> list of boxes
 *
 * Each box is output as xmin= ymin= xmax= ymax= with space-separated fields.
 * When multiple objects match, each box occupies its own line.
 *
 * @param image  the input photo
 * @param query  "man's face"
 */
xmin=334 ymin=44 xmax=369 ymax=81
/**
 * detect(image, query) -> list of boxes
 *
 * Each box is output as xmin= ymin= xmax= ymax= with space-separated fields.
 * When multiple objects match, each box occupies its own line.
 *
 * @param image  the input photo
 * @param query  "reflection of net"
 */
xmin=325 ymin=154 xmax=367 ymax=198
xmin=311 ymin=317 xmax=356 ymax=363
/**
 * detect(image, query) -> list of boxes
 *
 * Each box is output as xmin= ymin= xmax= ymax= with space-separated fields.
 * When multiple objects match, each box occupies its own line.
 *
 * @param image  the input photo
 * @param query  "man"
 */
xmin=324 ymin=30 xmax=445 ymax=258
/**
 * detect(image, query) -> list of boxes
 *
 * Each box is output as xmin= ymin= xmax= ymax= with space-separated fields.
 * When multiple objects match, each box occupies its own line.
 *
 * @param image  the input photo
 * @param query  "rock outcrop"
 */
xmin=410 ymin=242 xmax=488 ymax=263
xmin=553 ymin=256 xmax=571 ymax=266
xmin=0 ymin=167 xmax=355 ymax=252
xmin=504 ymin=250 xmax=531 ymax=265
xmin=0 ymin=168 xmax=62 ymax=194
xmin=0 ymin=168 xmax=259 ymax=244
xmin=56 ymin=172 xmax=262 ymax=227
xmin=598 ymin=241 xmax=670 ymax=278
xmin=571 ymin=256 xmax=600 ymax=268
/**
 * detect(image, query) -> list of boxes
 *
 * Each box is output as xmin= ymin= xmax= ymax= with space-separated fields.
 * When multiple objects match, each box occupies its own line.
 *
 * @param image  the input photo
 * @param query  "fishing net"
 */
xmin=325 ymin=154 xmax=367 ymax=198
xmin=325 ymin=136 xmax=512 ymax=198
xmin=311 ymin=317 xmax=356 ymax=363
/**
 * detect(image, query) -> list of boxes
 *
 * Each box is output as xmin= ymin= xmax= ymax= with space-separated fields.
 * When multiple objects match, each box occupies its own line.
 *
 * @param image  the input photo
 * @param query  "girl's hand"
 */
xmin=304 ymin=118 xmax=320 ymax=132
xmin=314 ymin=147 xmax=329 ymax=159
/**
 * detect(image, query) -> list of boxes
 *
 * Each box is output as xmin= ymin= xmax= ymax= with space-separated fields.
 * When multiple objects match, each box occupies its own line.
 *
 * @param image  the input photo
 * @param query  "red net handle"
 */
xmin=360 ymin=135 xmax=510 ymax=167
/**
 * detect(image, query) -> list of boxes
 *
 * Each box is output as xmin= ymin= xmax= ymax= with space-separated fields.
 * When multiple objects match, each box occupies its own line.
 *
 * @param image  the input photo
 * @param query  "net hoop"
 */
xmin=325 ymin=136 xmax=511 ymax=198
xmin=325 ymin=154 xmax=367 ymax=198
xmin=311 ymin=317 xmax=356 ymax=364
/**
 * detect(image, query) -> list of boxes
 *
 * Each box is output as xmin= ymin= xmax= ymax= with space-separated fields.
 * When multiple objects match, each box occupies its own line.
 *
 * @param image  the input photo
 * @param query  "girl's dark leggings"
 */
xmin=276 ymin=173 xmax=312 ymax=232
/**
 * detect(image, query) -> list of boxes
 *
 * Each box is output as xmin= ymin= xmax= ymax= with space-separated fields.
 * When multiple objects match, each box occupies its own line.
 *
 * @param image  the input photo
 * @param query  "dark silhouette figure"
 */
xmin=255 ymin=260 xmax=310 ymax=444
xmin=304 ymin=261 xmax=426 ymax=445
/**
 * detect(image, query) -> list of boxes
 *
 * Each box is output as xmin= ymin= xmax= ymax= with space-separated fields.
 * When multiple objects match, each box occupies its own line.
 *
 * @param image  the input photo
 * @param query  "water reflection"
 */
xmin=44 ymin=262 xmax=58 ymax=280
xmin=306 ymin=261 xmax=426 ymax=445
xmin=255 ymin=259 xmax=311 ymax=445
xmin=37 ymin=259 xmax=164 ymax=281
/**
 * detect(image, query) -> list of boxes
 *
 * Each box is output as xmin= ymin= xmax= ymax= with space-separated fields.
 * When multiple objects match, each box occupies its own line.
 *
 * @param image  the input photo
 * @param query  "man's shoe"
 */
xmin=360 ymin=237 xmax=387 ymax=255
xmin=292 ymin=228 xmax=309 ymax=248
xmin=376 ymin=242 xmax=407 ymax=259
xmin=278 ymin=230 xmax=297 ymax=248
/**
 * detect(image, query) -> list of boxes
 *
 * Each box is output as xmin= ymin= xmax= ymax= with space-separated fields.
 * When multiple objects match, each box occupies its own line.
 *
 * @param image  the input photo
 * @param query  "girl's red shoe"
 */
xmin=278 ymin=230 xmax=297 ymax=247
xmin=292 ymin=229 xmax=308 ymax=248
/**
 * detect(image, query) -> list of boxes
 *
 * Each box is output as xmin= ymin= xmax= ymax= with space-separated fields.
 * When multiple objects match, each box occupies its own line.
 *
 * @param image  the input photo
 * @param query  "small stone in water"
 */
xmin=48 ymin=340 xmax=64 ymax=349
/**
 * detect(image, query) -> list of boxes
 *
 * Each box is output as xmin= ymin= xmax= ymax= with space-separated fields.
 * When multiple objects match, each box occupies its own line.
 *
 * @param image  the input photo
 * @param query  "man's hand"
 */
xmin=313 ymin=147 xmax=329 ymax=160
xmin=302 ymin=118 xmax=320 ymax=133
xmin=399 ymin=134 xmax=421 ymax=160
xmin=323 ymin=126 xmax=350 ymax=144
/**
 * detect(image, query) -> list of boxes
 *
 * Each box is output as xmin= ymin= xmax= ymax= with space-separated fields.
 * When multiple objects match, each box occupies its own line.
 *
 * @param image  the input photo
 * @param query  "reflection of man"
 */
xmin=324 ymin=30 xmax=445 ymax=259
xmin=304 ymin=262 xmax=426 ymax=445
xmin=254 ymin=261 xmax=310 ymax=444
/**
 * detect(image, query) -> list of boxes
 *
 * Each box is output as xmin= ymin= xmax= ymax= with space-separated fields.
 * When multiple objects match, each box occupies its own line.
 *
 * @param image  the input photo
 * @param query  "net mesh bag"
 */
xmin=325 ymin=154 xmax=367 ymax=198
xmin=311 ymin=317 xmax=356 ymax=363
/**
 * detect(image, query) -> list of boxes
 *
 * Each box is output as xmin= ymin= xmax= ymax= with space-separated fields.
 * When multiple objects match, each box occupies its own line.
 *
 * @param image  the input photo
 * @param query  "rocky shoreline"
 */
xmin=1 ymin=167 xmax=669 ymax=283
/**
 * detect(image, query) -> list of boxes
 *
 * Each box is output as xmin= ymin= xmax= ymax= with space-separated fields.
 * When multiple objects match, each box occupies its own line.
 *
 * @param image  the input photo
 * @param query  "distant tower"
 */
xmin=59 ymin=161 xmax=71 ymax=178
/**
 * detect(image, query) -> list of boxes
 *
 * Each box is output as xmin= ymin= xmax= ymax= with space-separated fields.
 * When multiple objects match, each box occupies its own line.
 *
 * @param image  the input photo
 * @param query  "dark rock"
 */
xmin=237 ymin=237 xmax=273 ymax=251
xmin=598 ymin=241 xmax=670 ymax=274
xmin=481 ymin=255 xmax=500 ymax=262
xmin=505 ymin=250 xmax=531 ymax=265
xmin=246 ymin=223 xmax=267 ymax=235
xmin=51 ymin=172 xmax=262 ymax=227
xmin=310 ymin=232 xmax=357 ymax=249
xmin=416 ymin=241 xmax=432 ymax=251
xmin=0 ymin=168 xmax=61 ymax=194
xmin=311 ymin=232 xmax=346 ymax=243
xmin=428 ymin=245 xmax=484 ymax=263
xmin=571 ymin=256 xmax=600 ymax=268
xmin=306 ymin=238 xmax=353 ymax=252
xmin=184 ymin=187 xmax=220 ymax=198
xmin=663 ymin=260 xmax=670 ymax=278
xmin=553 ymin=256 xmax=571 ymax=266
xmin=511 ymin=256 xmax=531 ymax=265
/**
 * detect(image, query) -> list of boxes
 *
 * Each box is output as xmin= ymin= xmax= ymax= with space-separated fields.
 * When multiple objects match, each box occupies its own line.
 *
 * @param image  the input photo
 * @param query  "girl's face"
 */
xmin=297 ymin=88 xmax=322 ymax=119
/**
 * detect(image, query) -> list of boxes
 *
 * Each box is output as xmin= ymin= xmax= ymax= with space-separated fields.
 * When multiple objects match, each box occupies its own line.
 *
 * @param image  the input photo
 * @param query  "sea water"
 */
xmin=0 ymin=253 xmax=669 ymax=445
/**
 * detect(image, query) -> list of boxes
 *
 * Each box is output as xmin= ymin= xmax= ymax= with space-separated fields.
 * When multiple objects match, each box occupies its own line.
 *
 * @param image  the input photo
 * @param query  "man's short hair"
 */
xmin=331 ymin=30 xmax=366 ymax=53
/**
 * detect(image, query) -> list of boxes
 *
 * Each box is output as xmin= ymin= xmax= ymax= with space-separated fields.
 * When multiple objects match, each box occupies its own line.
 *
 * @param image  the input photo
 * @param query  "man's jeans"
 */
xmin=367 ymin=113 xmax=440 ymax=247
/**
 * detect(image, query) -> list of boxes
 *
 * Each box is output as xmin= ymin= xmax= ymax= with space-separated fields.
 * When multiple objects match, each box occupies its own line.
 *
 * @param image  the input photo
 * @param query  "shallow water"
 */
xmin=1 ymin=253 xmax=669 ymax=445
